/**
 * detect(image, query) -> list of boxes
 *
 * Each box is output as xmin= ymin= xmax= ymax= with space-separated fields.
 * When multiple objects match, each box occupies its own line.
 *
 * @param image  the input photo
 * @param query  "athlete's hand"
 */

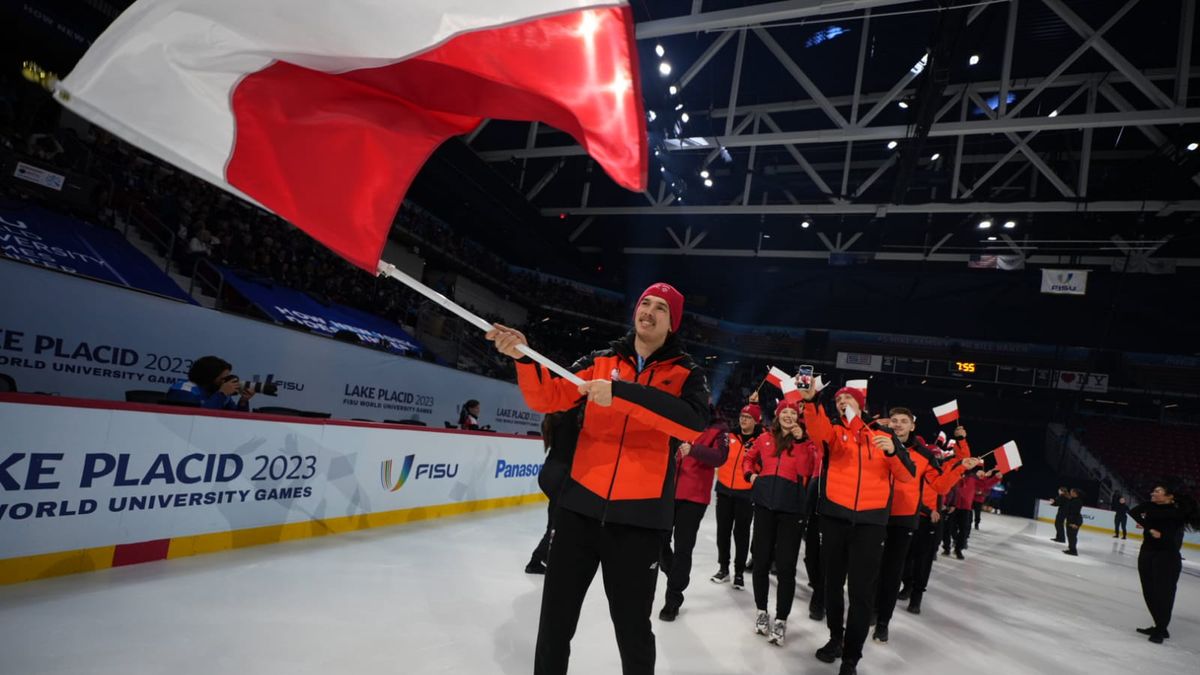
xmin=578 ymin=380 xmax=613 ymax=407
xmin=485 ymin=324 xmax=529 ymax=360
xmin=873 ymin=435 xmax=898 ymax=455
xmin=962 ymin=457 xmax=984 ymax=470
xmin=954 ymin=425 xmax=967 ymax=439
xmin=749 ymin=391 xmax=759 ymax=404
xmin=931 ymin=511 xmax=942 ymax=524
xmin=678 ymin=442 xmax=692 ymax=458
xmin=1149 ymin=529 xmax=1162 ymax=539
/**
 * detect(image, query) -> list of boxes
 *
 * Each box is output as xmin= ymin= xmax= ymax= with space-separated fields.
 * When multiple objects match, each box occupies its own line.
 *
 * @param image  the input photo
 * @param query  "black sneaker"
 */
xmin=1149 ymin=632 xmax=1165 ymax=644
xmin=838 ymin=659 xmax=859 ymax=675
xmin=1137 ymin=627 xmax=1169 ymax=638
xmin=941 ymin=547 xmax=951 ymax=555
xmin=525 ymin=560 xmax=546 ymax=575
xmin=897 ymin=585 xmax=911 ymax=601
xmin=872 ymin=623 xmax=889 ymax=644
xmin=732 ymin=574 xmax=745 ymax=590
xmin=1062 ymin=550 xmax=1078 ymax=556
xmin=809 ymin=602 xmax=825 ymax=621
xmin=955 ymin=550 xmax=965 ymax=560
xmin=906 ymin=601 xmax=922 ymax=615
xmin=815 ymin=639 xmax=843 ymax=663
xmin=659 ymin=605 xmax=679 ymax=622
xmin=710 ymin=568 xmax=730 ymax=584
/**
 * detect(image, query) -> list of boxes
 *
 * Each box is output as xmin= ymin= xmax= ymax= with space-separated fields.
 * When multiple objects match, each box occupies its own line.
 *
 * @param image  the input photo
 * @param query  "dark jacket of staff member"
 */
xmin=487 ymin=282 xmax=708 ymax=675
xmin=1063 ymin=489 xmax=1084 ymax=556
xmin=1050 ymin=487 xmax=1069 ymax=542
xmin=1129 ymin=485 xmax=1200 ymax=644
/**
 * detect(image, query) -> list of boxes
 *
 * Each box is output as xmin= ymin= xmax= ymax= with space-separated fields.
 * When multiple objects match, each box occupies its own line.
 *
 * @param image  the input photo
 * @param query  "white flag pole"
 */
xmin=377 ymin=261 xmax=585 ymax=386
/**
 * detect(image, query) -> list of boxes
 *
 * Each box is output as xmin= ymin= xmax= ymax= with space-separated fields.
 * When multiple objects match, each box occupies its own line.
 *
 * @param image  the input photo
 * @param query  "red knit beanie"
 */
xmin=775 ymin=399 xmax=802 ymax=417
xmin=634 ymin=282 xmax=684 ymax=333
xmin=834 ymin=386 xmax=867 ymax=412
xmin=740 ymin=404 xmax=762 ymax=424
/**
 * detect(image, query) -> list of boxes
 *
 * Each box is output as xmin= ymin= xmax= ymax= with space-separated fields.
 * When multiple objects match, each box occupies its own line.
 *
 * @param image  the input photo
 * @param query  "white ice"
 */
xmin=0 ymin=506 xmax=1196 ymax=674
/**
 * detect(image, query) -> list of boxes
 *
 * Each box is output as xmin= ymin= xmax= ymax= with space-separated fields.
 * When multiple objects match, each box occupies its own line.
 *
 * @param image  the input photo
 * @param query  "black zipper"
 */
xmin=852 ymin=426 xmax=864 ymax=519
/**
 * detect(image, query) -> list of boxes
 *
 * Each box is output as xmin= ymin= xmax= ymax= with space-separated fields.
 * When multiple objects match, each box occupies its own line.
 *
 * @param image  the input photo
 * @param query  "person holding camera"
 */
xmin=165 ymin=356 xmax=256 ymax=410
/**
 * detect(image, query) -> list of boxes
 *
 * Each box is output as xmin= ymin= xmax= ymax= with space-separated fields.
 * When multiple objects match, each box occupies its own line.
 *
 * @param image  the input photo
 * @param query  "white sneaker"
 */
xmin=755 ymin=610 xmax=770 ymax=635
xmin=767 ymin=619 xmax=787 ymax=646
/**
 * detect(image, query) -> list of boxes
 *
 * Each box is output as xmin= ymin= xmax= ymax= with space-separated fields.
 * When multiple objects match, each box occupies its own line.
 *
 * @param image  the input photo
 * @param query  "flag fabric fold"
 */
xmin=995 ymin=441 xmax=1022 ymax=474
xmin=932 ymin=399 xmax=959 ymax=426
xmin=58 ymin=0 xmax=648 ymax=271
xmin=766 ymin=366 xmax=802 ymax=403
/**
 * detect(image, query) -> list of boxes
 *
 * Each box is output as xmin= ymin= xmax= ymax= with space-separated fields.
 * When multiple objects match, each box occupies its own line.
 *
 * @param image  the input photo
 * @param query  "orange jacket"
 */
xmin=920 ymin=439 xmax=973 ymax=512
xmin=888 ymin=435 xmax=941 ymax=527
xmin=804 ymin=402 xmax=916 ymax=526
xmin=515 ymin=333 xmax=709 ymax=529
xmin=716 ymin=431 xmax=758 ymax=494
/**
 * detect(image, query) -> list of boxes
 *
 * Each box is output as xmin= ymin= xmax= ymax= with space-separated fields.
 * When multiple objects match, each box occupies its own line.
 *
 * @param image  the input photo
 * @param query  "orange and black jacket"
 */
xmin=888 ymin=435 xmax=943 ymax=529
xmin=514 ymin=332 xmax=709 ymax=530
xmin=805 ymin=400 xmax=916 ymax=526
xmin=920 ymin=439 xmax=973 ymax=515
xmin=716 ymin=430 xmax=759 ymax=497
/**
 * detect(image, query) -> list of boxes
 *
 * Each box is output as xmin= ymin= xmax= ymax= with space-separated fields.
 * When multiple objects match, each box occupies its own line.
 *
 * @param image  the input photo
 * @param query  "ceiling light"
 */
xmin=969 ymin=54 xmax=980 ymax=66
xmin=700 ymin=169 xmax=710 ymax=179
xmin=898 ymin=101 xmax=909 ymax=109
xmin=669 ymin=85 xmax=678 ymax=96
xmin=987 ymin=236 xmax=997 ymax=241
xmin=655 ymin=44 xmax=665 ymax=58
xmin=801 ymin=220 xmax=811 ymax=229
xmin=660 ymin=166 xmax=665 ymax=172
xmin=930 ymin=153 xmax=940 ymax=161
xmin=647 ymin=110 xmax=657 ymax=122
xmin=978 ymin=219 xmax=993 ymax=229
xmin=1003 ymin=220 xmax=1016 ymax=229
xmin=887 ymin=140 xmax=898 ymax=150
xmin=659 ymin=62 xmax=671 ymax=76
xmin=680 ymin=112 xmax=690 ymax=123
xmin=920 ymin=379 xmax=927 ymax=384
xmin=763 ymin=234 xmax=771 ymax=239
xmin=704 ymin=178 xmax=713 ymax=188
xmin=674 ymin=103 xmax=684 ymax=111
xmin=1187 ymin=142 xmax=1198 ymax=151
xmin=1048 ymin=109 xmax=1058 ymax=118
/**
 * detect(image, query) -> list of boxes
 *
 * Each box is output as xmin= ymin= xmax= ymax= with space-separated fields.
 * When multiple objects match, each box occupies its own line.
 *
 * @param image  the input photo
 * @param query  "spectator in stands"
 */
xmin=458 ymin=399 xmax=484 ymax=430
xmin=165 ymin=356 xmax=255 ymax=410
xmin=1112 ymin=494 xmax=1129 ymax=539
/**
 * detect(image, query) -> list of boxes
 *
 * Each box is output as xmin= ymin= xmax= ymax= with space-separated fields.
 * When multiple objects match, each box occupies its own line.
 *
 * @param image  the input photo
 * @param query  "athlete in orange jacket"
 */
xmin=802 ymin=385 xmax=914 ymax=675
xmin=488 ymin=282 xmax=708 ymax=675
xmin=712 ymin=404 xmax=761 ymax=589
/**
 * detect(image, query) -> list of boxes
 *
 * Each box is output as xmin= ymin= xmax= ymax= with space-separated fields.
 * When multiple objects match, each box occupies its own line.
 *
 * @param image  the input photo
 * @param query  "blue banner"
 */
xmin=0 ymin=202 xmax=192 ymax=302
xmin=219 ymin=268 xmax=423 ymax=354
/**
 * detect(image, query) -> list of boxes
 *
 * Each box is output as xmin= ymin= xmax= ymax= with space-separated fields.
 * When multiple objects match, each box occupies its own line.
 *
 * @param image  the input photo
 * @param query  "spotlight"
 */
xmin=1048 ymin=109 xmax=1058 ymax=118
xmin=647 ymin=110 xmax=657 ymax=122
xmin=674 ymin=103 xmax=683 ymax=111
xmin=898 ymin=101 xmax=909 ymax=109
xmin=968 ymin=54 xmax=980 ymax=66
xmin=680 ymin=112 xmax=690 ymax=123
xmin=700 ymin=169 xmax=710 ymax=179
xmin=930 ymin=153 xmax=941 ymax=161
xmin=801 ymin=220 xmax=811 ymax=229
xmin=887 ymin=140 xmax=898 ymax=150
xmin=1187 ymin=142 xmax=1198 ymax=151
xmin=669 ymin=85 xmax=678 ymax=96
xmin=659 ymin=62 xmax=671 ymax=76
xmin=655 ymin=44 xmax=665 ymax=58
xmin=978 ymin=219 xmax=993 ymax=229
xmin=654 ymin=149 xmax=660 ymax=156
xmin=660 ymin=166 xmax=665 ymax=172
xmin=987 ymin=236 xmax=997 ymax=241
xmin=1003 ymin=220 xmax=1016 ymax=229
xmin=704 ymin=178 xmax=713 ymax=188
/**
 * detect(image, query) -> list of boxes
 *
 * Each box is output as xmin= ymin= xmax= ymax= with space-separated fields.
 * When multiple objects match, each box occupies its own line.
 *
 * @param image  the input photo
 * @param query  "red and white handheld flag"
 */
xmin=766 ymin=367 xmax=802 ymax=404
xmin=936 ymin=430 xmax=947 ymax=447
xmin=845 ymin=379 xmax=869 ymax=392
xmin=57 ymin=0 xmax=648 ymax=272
xmin=932 ymin=399 xmax=960 ymax=426
xmin=995 ymin=441 xmax=1022 ymax=474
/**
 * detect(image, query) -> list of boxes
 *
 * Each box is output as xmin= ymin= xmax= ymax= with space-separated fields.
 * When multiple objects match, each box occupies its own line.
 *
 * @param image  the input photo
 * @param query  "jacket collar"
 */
xmin=611 ymin=331 xmax=686 ymax=368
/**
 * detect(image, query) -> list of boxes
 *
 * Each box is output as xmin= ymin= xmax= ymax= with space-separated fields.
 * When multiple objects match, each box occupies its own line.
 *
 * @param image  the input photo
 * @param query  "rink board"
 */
xmin=1035 ymin=499 xmax=1200 ymax=550
xmin=0 ymin=394 xmax=547 ymax=584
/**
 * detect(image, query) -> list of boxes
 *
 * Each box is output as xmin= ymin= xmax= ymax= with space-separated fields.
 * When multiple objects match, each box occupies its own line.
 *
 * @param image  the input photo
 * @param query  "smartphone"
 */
xmin=796 ymin=364 xmax=815 ymax=391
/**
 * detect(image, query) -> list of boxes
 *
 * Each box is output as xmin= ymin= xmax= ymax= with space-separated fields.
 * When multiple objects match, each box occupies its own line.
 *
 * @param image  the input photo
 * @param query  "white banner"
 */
xmin=0 ymin=398 xmax=545 ymax=562
xmin=0 ymin=260 xmax=544 ymax=434
xmin=1053 ymin=370 xmax=1109 ymax=393
xmin=835 ymin=351 xmax=883 ymax=373
xmin=1040 ymin=269 xmax=1088 ymax=295
xmin=13 ymin=162 xmax=66 ymax=191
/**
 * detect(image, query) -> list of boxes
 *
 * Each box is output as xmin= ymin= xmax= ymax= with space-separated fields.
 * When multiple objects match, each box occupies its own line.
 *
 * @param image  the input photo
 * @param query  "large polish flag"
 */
xmin=58 ymin=0 xmax=648 ymax=271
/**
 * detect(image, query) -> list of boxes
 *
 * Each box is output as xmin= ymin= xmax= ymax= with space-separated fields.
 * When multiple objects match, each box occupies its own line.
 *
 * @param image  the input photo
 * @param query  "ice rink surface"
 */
xmin=1 ymin=504 xmax=1196 ymax=674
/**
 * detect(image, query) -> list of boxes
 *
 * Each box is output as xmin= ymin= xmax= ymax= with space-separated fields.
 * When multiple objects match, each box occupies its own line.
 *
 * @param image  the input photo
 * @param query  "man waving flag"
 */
xmin=55 ymin=0 xmax=648 ymax=271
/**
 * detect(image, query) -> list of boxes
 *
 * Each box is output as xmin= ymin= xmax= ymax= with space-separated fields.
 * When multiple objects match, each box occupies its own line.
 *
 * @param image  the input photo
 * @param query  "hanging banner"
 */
xmin=1040 ymin=269 xmax=1089 ymax=295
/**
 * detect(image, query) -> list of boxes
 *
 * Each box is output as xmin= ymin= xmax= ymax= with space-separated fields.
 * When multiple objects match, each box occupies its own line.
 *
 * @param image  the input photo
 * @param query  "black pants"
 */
xmin=873 ymin=524 xmax=915 ymax=626
xmin=905 ymin=515 xmax=941 ymax=605
xmin=1114 ymin=514 xmax=1127 ymax=537
xmin=821 ymin=517 xmax=887 ymax=662
xmin=531 ymin=499 xmax=557 ymax=564
xmin=1054 ymin=510 xmax=1066 ymax=541
xmin=804 ymin=513 xmax=824 ymax=609
xmin=534 ymin=508 xmax=661 ymax=675
xmin=662 ymin=500 xmax=708 ymax=609
xmin=1139 ymin=549 xmax=1183 ymax=631
xmin=973 ymin=503 xmax=983 ymax=528
xmin=954 ymin=509 xmax=973 ymax=553
xmin=1066 ymin=523 xmax=1080 ymax=554
xmin=941 ymin=511 xmax=954 ymax=551
xmin=715 ymin=492 xmax=753 ymax=575
xmin=751 ymin=505 xmax=805 ymax=619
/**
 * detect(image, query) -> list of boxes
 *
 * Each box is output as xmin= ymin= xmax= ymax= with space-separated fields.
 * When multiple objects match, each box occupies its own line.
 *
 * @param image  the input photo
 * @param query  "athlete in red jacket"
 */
xmin=802 ymin=385 xmax=915 ymax=675
xmin=712 ymin=404 xmax=761 ymax=589
xmin=743 ymin=395 xmax=818 ymax=647
xmin=659 ymin=412 xmax=729 ymax=621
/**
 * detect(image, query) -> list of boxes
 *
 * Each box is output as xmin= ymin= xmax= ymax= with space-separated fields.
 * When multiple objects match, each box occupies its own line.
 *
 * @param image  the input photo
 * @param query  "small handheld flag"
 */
xmin=932 ymin=399 xmax=959 ymax=426
xmin=994 ymin=441 xmax=1022 ymax=474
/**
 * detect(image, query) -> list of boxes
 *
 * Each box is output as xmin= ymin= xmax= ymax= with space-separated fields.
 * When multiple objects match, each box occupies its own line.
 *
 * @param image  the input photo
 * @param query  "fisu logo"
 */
xmin=381 ymin=455 xmax=415 ymax=492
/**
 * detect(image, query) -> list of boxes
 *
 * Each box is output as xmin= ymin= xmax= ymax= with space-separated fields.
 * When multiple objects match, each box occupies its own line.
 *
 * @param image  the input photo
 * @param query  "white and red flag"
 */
xmin=936 ymin=430 xmax=947 ymax=447
xmin=766 ymin=367 xmax=802 ymax=404
xmin=994 ymin=441 xmax=1022 ymax=474
xmin=932 ymin=399 xmax=960 ymax=425
xmin=57 ymin=0 xmax=648 ymax=271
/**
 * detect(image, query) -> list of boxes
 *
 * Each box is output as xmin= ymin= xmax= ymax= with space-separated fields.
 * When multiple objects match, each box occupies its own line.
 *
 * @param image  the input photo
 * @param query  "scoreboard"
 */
xmin=874 ymin=355 xmax=1061 ymax=388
